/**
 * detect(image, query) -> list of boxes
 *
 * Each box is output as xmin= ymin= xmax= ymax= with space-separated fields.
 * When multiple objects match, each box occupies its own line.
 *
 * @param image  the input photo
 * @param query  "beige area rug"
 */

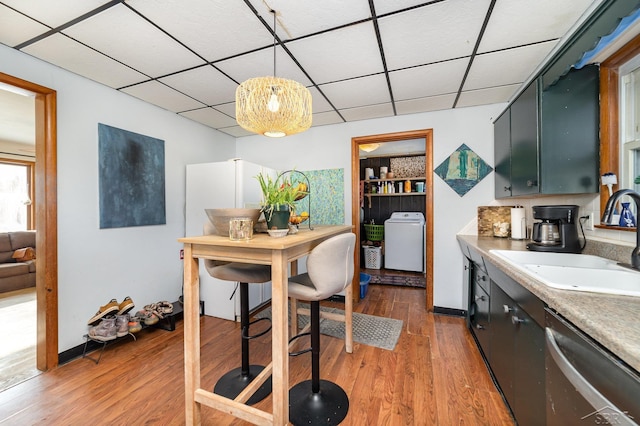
xmin=0 ymin=288 xmax=40 ymax=393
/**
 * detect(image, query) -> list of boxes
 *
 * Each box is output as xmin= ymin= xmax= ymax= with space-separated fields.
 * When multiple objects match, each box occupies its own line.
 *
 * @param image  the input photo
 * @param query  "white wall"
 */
xmin=236 ymin=103 xmax=506 ymax=310
xmin=0 ymin=44 xmax=236 ymax=352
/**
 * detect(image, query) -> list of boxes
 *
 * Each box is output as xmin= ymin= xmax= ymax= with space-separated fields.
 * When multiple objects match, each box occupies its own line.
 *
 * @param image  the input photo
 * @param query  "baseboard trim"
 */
xmin=433 ymin=306 xmax=466 ymax=317
xmin=58 ymin=341 xmax=97 ymax=365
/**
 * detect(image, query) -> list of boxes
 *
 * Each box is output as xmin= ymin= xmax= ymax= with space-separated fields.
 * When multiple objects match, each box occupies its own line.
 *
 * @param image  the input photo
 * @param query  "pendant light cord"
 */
xmin=271 ymin=9 xmax=277 ymax=77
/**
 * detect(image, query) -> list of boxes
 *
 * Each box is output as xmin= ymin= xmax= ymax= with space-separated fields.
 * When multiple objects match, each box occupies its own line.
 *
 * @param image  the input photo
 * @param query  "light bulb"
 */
xmin=267 ymin=92 xmax=279 ymax=112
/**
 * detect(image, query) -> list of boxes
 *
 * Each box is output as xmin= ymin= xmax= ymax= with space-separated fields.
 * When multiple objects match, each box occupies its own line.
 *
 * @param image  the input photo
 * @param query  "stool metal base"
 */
xmin=289 ymin=379 xmax=349 ymax=425
xmin=213 ymin=365 xmax=272 ymax=405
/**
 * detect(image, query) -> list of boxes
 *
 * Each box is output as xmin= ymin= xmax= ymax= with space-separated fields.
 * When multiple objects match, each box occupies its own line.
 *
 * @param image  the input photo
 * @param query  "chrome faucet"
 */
xmin=601 ymin=189 xmax=640 ymax=270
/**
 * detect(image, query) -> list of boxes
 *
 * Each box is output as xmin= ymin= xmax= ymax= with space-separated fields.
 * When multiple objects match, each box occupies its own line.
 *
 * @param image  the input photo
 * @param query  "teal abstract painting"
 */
xmin=434 ymin=144 xmax=492 ymax=197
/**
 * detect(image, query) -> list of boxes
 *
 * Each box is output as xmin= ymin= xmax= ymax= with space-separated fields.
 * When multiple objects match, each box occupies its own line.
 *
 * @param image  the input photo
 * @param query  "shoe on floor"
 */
xmin=87 ymin=299 xmax=120 ymax=325
xmin=115 ymin=314 xmax=130 ymax=337
xmin=117 ymin=296 xmax=135 ymax=315
xmin=88 ymin=316 xmax=117 ymax=341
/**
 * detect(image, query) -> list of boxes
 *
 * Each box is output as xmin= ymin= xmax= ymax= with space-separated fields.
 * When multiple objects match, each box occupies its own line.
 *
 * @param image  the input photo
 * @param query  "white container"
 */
xmin=364 ymin=246 xmax=382 ymax=269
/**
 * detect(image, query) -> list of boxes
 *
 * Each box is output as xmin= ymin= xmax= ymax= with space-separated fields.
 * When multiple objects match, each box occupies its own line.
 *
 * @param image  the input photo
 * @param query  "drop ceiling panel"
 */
xmin=159 ymin=66 xmax=238 ymax=106
xmin=247 ymin=0 xmax=371 ymax=38
xmin=478 ymin=0 xmax=594 ymax=53
xmin=456 ymin=84 xmax=519 ymax=108
xmin=218 ymin=125 xmax=253 ymax=138
xmin=22 ymin=34 xmax=148 ymax=88
xmin=286 ymin=22 xmax=384 ymax=84
xmin=215 ymin=46 xmax=312 ymax=87
xmin=312 ymin=110 xmax=344 ymax=127
xmin=214 ymin=102 xmax=236 ymax=118
xmin=0 ymin=6 xmax=49 ymax=48
xmin=179 ymin=107 xmax=237 ymax=128
xmin=379 ymin=0 xmax=491 ymax=70
xmin=308 ymin=87 xmax=334 ymax=114
xmin=390 ymin=58 xmax=468 ymax=101
xmin=373 ymin=0 xmax=431 ymax=16
xmin=464 ymin=41 xmax=556 ymax=91
xmin=1 ymin=0 xmax=111 ymax=27
xmin=121 ymin=80 xmax=206 ymax=113
xmin=340 ymin=103 xmax=394 ymax=122
xmin=129 ymin=0 xmax=273 ymax=62
xmin=62 ymin=4 xmax=204 ymax=77
xmin=396 ymin=93 xmax=457 ymax=115
xmin=319 ymin=74 xmax=390 ymax=109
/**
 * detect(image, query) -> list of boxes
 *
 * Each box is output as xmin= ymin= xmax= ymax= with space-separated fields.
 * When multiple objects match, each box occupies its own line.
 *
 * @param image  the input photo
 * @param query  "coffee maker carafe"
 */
xmin=527 ymin=205 xmax=582 ymax=253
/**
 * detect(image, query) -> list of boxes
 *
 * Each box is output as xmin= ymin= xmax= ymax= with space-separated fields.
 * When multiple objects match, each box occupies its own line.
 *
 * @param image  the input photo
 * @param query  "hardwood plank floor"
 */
xmin=0 ymin=284 xmax=513 ymax=425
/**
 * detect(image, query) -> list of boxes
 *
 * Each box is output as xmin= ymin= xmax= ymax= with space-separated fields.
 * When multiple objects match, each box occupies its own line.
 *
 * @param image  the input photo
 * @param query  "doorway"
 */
xmin=0 ymin=72 xmax=58 ymax=371
xmin=351 ymin=130 xmax=434 ymax=310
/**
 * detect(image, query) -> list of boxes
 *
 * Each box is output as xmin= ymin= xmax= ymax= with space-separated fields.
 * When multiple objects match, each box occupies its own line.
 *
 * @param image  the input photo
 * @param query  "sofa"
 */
xmin=0 ymin=231 xmax=36 ymax=293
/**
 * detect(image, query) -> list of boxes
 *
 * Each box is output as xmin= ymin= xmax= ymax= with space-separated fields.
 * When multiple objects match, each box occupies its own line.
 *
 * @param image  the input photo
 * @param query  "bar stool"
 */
xmin=203 ymin=222 xmax=272 ymax=405
xmin=287 ymin=232 xmax=356 ymax=425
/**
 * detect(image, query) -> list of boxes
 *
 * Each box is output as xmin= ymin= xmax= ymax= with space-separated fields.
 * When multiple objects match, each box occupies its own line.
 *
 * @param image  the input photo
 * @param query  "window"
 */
xmin=0 ymin=161 xmax=33 ymax=231
xmin=620 ymin=54 xmax=640 ymax=193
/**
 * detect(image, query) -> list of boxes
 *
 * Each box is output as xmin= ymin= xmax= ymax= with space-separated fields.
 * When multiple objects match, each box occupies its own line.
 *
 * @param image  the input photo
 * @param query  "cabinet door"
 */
xmin=471 ymin=282 xmax=490 ymax=359
xmin=494 ymin=109 xmax=512 ymax=198
xmin=510 ymin=81 xmax=539 ymax=196
xmin=540 ymin=64 xmax=599 ymax=194
xmin=489 ymin=281 xmax=515 ymax=406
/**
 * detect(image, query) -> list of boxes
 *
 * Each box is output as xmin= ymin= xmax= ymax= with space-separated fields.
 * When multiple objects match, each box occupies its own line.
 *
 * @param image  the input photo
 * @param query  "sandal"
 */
xmin=144 ymin=303 xmax=164 ymax=320
xmin=157 ymin=301 xmax=173 ymax=315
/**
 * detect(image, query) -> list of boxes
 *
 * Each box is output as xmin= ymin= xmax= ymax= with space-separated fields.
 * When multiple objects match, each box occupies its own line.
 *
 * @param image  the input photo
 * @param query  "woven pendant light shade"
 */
xmin=236 ymin=76 xmax=312 ymax=137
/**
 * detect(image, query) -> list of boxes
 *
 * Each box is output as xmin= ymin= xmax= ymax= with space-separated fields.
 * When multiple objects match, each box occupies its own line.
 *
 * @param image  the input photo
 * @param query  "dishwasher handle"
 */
xmin=545 ymin=327 xmax=637 ymax=425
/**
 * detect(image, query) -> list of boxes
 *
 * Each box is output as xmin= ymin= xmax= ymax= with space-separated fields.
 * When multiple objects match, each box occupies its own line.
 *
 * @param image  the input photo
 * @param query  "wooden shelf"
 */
xmin=362 ymin=177 xmax=424 ymax=183
xmin=364 ymin=192 xmax=425 ymax=197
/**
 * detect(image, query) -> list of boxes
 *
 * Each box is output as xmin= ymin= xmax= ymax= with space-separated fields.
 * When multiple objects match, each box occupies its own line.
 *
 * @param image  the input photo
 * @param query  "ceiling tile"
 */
xmin=247 ymin=0 xmax=371 ymax=38
xmin=159 ymin=65 xmax=238 ymax=106
xmin=120 ymin=80 xmax=205 ymax=113
xmin=379 ymin=0 xmax=491 ymax=70
xmin=456 ymin=84 xmax=519 ymax=108
xmin=215 ymin=45 xmax=312 ymax=87
xmin=62 ymin=4 xmax=204 ymax=77
xmin=319 ymin=74 xmax=390 ymax=110
xmin=217 ymin=125 xmax=254 ymax=138
xmin=373 ymin=0 xmax=431 ymax=16
xmin=214 ymin=102 xmax=236 ymax=118
xmin=179 ymin=107 xmax=237 ymax=128
xmin=396 ymin=94 xmax=457 ymax=115
xmin=464 ymin=41 xmax=556 ymax=91
xmin=478 ymin=0 xmax=595 ymax=53
xmin=22 ymin=33 xmax=148 ymax=88
xmin=308 ymin=87 xmax=334 ymax=114
xmin=312 ymin=110 xmax=344 ymax=127
xmin=390 ymin=58 xmax=468 ymax=101
xmin=0 ymin=5 xmax=49 ymax=48
xmin=340 ymin=103 xmax=394 ymax=122
xmin=129 ymin=0 xmax=273 ymax=62
xmin=1 ymin=0 xmax=111 ymax=27
xmin=286 ymin=21 xmax=384 ymax=84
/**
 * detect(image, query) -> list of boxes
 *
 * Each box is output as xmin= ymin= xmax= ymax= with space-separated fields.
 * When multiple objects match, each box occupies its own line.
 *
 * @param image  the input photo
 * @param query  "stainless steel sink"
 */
xmin=490 ymin=250 xmax=640 ymax=297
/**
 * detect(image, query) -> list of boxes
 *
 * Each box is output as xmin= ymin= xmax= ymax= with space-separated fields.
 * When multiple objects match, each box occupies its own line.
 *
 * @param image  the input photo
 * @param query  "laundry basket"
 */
xmin=363 ymin=246 xmax=382 ymax=269
xmin=364 ymin=224 xmax=384 ymax=241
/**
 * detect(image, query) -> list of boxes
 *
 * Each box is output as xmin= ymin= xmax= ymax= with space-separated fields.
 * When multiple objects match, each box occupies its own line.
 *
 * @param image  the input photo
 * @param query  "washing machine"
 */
xmin=384 ymin=212 xmax=425 ymax=272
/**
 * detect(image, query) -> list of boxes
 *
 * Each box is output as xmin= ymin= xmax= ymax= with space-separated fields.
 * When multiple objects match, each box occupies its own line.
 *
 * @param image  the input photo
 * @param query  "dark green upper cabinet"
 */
xmin=494 ymin=65 xmax=599 ymax=199
xmin=540 ymin=64 xmax=600 ymax=194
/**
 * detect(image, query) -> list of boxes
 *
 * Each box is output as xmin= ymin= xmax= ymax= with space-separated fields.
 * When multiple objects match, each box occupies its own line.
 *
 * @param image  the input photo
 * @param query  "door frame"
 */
xmin=1 ymin=72 xmax=58 ymax=370
xmin=351 ymin=129 xmax=434 ymax=310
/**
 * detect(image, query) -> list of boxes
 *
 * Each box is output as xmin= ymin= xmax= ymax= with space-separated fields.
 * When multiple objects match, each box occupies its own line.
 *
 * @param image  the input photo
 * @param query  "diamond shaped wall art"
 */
xmin=434 ymin=144 xmax=493 ymax=197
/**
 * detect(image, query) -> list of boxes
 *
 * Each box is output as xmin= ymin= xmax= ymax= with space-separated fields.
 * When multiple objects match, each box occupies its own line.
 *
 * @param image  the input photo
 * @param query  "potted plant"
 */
xmin=255 ymin=171 xmax=305 ymax=229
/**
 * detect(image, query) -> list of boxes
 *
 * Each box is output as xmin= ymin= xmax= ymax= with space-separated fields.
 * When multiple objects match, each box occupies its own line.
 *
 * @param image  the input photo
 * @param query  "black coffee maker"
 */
xmin=527 ymin=205 xmax=582 ymax=253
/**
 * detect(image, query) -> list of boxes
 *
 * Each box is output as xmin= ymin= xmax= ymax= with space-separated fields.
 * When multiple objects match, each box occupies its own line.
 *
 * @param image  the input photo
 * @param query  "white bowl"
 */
xmin=204 ymin=208 xmax=261 ymax=237
xmin=267 ymin=229 xmax=289 ymax=238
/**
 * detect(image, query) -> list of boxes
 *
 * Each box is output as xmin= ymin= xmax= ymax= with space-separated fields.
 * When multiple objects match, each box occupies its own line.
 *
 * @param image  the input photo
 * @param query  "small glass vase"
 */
xmin=618 ymin=202 xmax=636 ymax=227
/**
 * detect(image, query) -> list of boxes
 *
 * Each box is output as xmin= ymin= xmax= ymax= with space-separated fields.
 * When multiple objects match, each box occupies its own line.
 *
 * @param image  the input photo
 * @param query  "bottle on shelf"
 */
xmin=404 ymin=180 xmax=411 ymax=193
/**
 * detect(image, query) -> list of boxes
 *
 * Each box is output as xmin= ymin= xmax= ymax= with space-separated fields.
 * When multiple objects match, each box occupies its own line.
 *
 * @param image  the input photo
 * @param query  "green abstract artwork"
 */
xmin=434 ymin=144 xmax=492 ymax=197
xmin=292 ymin=168 xmax=344 ymax=225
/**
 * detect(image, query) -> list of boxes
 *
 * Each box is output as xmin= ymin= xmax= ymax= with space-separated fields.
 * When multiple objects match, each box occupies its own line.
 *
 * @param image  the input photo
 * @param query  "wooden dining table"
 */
xmin=178 ymin=225 xmax=353 ymax=425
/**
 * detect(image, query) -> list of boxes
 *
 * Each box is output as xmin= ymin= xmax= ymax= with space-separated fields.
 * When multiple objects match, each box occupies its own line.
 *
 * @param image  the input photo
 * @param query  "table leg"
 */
xmin=290 ymin=260 xmax=298 ymax=339
xmin=271 ymin=250 xmax=289 ymax=425
xmin=183 ymin=244 xmax=201 ymax=425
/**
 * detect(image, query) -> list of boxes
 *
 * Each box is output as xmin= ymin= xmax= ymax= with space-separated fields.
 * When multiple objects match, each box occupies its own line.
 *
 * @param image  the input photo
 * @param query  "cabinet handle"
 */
xmin=503 ymin=305 xmax=513 ymax=314
xmin=503 ymin=185 xmax=511 ymax=192
xmin=511 ymin=315 xmax=525 ymax=325
xmin=474 ymin=295 xmax=486 ymax=302
xmin=476 ymin=274 xmax=486 ymax=282
xmin=464 ymin=265 xmax=469 ymax=271
xmin=475 ymin=324 xmax=485 ymax=330
xmin=526 ymin=179 xmax=538 ymax=187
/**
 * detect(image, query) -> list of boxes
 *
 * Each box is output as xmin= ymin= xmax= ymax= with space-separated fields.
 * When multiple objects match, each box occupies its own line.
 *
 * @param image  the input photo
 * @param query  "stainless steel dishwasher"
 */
xmin=545 ymin=308 xmax=640 ymax=425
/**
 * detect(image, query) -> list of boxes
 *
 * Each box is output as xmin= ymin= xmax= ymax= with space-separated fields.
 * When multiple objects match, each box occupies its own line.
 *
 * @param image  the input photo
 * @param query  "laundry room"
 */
xmin=359 ymin=144 xmax=427 ymax=289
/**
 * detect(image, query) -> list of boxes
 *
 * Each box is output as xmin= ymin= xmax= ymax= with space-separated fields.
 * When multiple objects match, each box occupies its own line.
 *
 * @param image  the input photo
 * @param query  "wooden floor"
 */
xmin=0 ymin=284 xmax=513 ymax=425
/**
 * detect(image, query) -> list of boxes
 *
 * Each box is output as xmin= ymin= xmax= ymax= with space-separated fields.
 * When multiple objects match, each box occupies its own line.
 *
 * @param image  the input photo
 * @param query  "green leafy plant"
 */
xmin=635 ymin=175 xmax=640 ymax=184
xmin=255 ymin=171 xmax=303 ymax=219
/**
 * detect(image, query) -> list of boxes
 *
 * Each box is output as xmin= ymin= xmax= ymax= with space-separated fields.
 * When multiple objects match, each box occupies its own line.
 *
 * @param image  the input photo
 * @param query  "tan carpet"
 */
xmin=0 ymin=288 xmax=40 ymax=392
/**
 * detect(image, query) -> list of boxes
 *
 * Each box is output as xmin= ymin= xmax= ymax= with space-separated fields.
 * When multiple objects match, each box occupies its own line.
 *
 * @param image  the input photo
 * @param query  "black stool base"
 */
xmin=213 ymin=365 xmax=272 ymax=405
xmin=289 ymin=379 xmax=349 ymax=425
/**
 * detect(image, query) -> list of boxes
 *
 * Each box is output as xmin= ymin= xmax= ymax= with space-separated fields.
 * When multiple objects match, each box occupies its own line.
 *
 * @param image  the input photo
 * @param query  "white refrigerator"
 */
xmin=185 ymin=159 xmax=274 ymax=320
